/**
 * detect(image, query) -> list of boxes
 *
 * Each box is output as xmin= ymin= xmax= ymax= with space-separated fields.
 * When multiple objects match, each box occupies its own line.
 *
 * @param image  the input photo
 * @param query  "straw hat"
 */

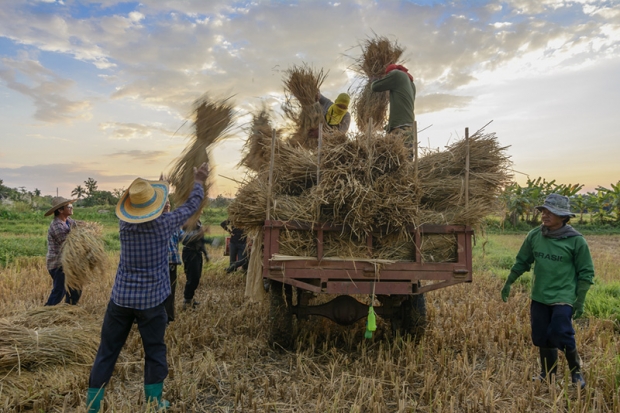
xmin=116 ymin=178 xmax=169 ymax=223
xmin=44 ymin=196 xmax=77 ymax=217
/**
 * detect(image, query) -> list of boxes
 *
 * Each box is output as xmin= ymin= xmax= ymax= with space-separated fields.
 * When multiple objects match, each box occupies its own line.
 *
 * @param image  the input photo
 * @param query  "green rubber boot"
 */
xmin=86 ymin=387 xmax=105 ymax=413
xmin=144 ymin=382 xmax=170 ymax=410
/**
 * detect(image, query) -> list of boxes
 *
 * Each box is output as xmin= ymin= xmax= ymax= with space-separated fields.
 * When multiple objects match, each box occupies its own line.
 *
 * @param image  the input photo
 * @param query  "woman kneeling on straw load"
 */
xmin=86 ymin=162 xmax=210 ymax=412
xmin=319 ymin=92 xmax=351 ymax=132
xmin=44 ymin=196 xmax=82 ymax=306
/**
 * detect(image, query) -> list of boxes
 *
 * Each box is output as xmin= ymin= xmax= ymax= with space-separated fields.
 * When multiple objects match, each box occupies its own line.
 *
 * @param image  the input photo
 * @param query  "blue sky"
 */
xmin=1 ymin=0 xmax=619 ymax=198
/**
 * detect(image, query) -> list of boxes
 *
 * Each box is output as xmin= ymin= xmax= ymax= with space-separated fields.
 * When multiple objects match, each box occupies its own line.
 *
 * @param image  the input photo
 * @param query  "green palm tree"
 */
xmin=72 ymin=185 xmax=86 ymax=199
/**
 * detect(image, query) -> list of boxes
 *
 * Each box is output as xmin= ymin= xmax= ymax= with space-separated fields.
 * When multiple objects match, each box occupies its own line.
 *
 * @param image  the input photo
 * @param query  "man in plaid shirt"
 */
xmin=86 ymin=162 xmax=209 ymax=412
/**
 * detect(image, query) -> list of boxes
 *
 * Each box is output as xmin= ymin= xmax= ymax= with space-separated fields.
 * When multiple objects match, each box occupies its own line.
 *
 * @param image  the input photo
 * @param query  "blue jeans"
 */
xmin=45 ymin=267 xmax=81 ymax=305
xmin=89 ymin=300 xmax=168 ymax=388
xmin=530 ymin=300 xmax=576 ymax=352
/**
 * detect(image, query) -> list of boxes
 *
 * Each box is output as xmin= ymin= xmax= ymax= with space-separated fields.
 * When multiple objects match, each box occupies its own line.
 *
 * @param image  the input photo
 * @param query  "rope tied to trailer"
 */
xmin=365 ymin=262 xmax=380 ymax=339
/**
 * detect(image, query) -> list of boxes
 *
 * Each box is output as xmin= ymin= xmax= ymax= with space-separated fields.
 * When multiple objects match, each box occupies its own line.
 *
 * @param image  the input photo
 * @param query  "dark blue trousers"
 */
xmin=530 ymin=300 xmax=576 ymax=352
xmin=229 ymin=241 xmax=246 ymax=267
xmin=45 ymin=267 xmax=81 ymax=305
xmin=89 ymin=300 xmax=168 ymax=388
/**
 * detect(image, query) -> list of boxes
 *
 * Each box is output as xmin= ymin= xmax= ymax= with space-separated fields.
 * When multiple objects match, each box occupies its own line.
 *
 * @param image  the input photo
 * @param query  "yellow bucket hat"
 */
xmin=115 ymin=178 xmax=169 ymax=223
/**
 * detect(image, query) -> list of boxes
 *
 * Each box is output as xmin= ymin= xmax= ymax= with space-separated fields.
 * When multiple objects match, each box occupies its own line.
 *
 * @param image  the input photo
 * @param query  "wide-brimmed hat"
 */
xmin=116 ymin=178 xmax=169 ymax=223
xmin=536 ymin=194 xmax=576 ymax=218
xmin=44 ymin=196 xmax=77 ymax=217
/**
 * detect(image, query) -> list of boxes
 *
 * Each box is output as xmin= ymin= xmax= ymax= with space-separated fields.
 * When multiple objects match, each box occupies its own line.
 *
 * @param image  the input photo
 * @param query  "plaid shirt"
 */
xmin=111 ymin=183 xmax=203 ymax=309
xmin=46 ymin=217 xmax=76 ymax=270
xmin=169 ymin=229 xmax=182 ymax=265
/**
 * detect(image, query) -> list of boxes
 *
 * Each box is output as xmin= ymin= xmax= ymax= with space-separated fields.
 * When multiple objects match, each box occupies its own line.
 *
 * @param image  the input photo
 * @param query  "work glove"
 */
xmin=501 ymin=272 xmax=520 ymax=302
xmin=572 ymin=280 xmax=591 ymax=319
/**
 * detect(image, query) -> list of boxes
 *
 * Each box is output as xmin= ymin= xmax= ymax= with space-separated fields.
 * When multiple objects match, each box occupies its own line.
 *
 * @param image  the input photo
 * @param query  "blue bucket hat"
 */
xmin=535 ymin=193 xmax=575 ymax=218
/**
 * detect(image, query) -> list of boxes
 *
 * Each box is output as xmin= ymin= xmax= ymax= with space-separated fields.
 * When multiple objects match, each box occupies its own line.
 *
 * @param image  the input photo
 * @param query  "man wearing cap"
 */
xmin=44 ymin=196 xmax=82 ymax=306
xmin=371 ymin=64 xmax=416 ymax=137
xmin=86 ymin=162 xmax=209 ymax=412
xmin=501 ymin=193 xmax=594 ymax=389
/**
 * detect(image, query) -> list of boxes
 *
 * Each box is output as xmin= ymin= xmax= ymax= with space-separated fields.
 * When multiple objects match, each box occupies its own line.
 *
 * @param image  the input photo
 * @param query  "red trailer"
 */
xmin=262 ymin=219 xmax=474 ymax=348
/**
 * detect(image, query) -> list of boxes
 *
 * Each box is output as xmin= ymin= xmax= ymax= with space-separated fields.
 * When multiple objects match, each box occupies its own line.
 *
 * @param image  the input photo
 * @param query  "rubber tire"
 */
xmin=268 ymin=280 xmax=294 ymax=350
xmin=399 ymin=293 xmax=427 ymax=341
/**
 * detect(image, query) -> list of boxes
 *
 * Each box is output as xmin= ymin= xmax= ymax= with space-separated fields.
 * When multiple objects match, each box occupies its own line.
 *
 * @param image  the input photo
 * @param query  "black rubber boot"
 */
xmin=533 ymin=347 xmax=558 ymax=381
xmin=565 ymin=348 xmax=586 ymax=389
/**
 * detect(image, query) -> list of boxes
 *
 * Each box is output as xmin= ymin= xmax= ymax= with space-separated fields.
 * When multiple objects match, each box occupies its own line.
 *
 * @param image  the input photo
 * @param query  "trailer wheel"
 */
xmin=396 ymin=294 xmax=427 ymax=341
xmin=268 ymin=280 xmax=293 ymax=350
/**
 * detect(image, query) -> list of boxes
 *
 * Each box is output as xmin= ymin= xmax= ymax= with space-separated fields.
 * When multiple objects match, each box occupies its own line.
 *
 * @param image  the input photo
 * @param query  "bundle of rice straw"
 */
xmin=0 ymin=305 xmax=99 ymax=372
xmin=0 ymin=324 xmax=99 ymax=372
xmin=351 ymin=36 xmax=404 ymax=131
xmin=312 ymin=131 xmax=420 ymax=238
xmin=244 ymin=230 xmax=266 ymax=302
xmin=239 ymin=109 xmax=278 ymax=172
xmin=418 ymin=129 xmax=512 ymax=226
xmin=169 ymin=95 xmax=234 ymax=229
xmin=61 ymin=222 xmax=107 ymax=291
xmin=282 ymin=64 xmax=327 ymax=149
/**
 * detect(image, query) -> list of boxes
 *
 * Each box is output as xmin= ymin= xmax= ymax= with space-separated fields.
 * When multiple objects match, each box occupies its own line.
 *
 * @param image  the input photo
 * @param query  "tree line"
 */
xmin=0 ymin=178 xmax=233 ymax=210
xmin=500 ymin=177 xmax=620 ymax=227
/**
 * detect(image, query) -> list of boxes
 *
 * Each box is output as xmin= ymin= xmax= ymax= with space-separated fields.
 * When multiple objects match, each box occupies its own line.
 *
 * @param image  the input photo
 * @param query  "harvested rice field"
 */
xmin=1 ymin=235 xmax=619 ymax=412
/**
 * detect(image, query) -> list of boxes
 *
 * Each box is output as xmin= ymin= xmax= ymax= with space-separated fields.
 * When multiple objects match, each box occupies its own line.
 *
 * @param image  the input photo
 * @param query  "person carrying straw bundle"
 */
xmin=44 ymin=196 xmax=82 ymax=306
xmin=86 ymin=162 xmax=210 ymax=412
xmin=371 ymin=64 xmax=416 ymax=144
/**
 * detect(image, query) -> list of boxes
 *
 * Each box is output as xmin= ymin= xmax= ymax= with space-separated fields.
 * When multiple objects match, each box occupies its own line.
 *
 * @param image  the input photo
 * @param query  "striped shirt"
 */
xmin=111 ymin=183 xmax=203 ymax=309
xmin=46 ymin=217 xmax=76 ymax=270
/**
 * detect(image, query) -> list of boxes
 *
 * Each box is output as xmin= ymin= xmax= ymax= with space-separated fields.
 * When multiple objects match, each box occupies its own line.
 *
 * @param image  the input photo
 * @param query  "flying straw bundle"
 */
xmin=282 ymin=64 xmax=327 ymax=149
xmin=169 ymin=95 xmax=234 ymax=229
xmin=239 ymin=109 xmax=277 ymax=172
xmin=61 ymin=222 xmax=107 ymax=291
xmin=352 ymin=36 xmax=404 ymax=130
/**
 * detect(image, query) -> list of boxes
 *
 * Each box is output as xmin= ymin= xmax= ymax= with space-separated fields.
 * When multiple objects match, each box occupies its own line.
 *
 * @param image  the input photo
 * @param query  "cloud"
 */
xmin=0 ymin=162 xmax=135 ymax=196
xmin=0 ymin=53 xmax=92 ymax=123
xmin=105 ymin=149 xmax=168 ymax=163
xmin=417 ymin=94 xmax=474 ymax=114
xmin=99 ymin=121 xmax=176 ymax=140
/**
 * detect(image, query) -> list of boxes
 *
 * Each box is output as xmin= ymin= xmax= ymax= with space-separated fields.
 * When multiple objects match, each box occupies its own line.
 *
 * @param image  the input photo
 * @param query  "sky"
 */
xmin=1 ymin=0 xmax=619 ymax=199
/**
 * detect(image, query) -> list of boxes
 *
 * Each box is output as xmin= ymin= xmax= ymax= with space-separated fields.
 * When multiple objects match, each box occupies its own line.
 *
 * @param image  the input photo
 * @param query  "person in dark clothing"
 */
xmin=162 ymin=199 xmax=181 ymax=323
xmin=220 ymin=219 xmax=247 ymax=273
xmin=181 ymin=220 xmax=210 ymax=309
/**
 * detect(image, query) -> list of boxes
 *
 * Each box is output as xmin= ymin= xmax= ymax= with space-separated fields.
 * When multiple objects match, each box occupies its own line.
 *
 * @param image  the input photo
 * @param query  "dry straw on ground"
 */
xmin=0 ymin=305 xmax=99 ymax=373
xmin=61 ymin=222 xmax=107 ymax=291
xmin=2 ymin=245 xmax=619 ymax=412
xmin=168 ymin=95 xmax=234 ymax=229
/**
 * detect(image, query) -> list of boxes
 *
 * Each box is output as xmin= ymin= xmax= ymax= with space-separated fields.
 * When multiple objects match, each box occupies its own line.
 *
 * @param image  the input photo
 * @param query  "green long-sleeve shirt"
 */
xmin=509 ymin=226 xmax=594 ymax=306
xmin=371 ymin=70 xmax=416 ymax=131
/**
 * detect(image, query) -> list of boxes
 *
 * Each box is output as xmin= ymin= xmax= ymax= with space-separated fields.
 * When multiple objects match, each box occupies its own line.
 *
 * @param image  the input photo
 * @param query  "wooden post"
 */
xmin=266 ymin=128 xmax=277 ymax=221
xmin=464 ymin=127 xmax=470 ymax=210
xmin=413 ymin=121 xmax=419 ymax=181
